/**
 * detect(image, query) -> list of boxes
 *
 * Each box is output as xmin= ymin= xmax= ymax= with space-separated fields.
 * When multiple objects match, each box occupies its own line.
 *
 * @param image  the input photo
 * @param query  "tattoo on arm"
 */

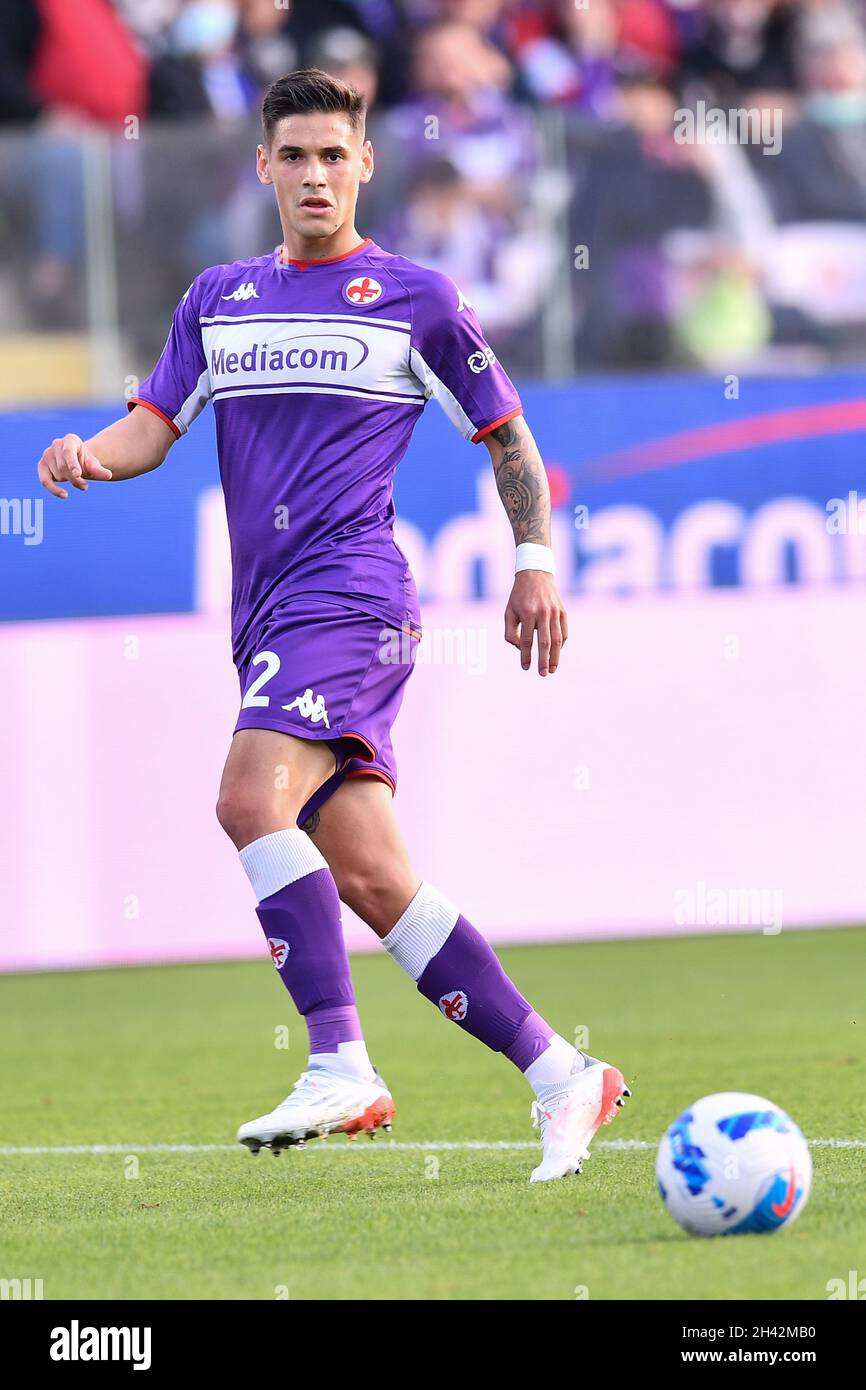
xmin=489 ymin=420 xmax=550 ymax=546
xmin=300 ymin=809 xmax=320 ymax=836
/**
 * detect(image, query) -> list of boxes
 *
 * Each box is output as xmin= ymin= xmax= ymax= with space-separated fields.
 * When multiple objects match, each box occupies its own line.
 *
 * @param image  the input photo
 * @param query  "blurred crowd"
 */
xmin=6 ymin=0 xmax=866 ymax=126
xmin=3 ymin=0 xmax=866 ymax=374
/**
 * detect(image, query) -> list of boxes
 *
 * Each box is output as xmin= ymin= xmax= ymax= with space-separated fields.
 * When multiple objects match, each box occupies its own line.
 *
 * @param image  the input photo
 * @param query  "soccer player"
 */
xmin=37 ymin=69 xmax=629 ymax=1181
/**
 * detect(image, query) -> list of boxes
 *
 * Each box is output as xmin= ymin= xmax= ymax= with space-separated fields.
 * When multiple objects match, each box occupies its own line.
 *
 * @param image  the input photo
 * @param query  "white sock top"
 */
xmin=381 ymin=881 xmax=459 ymax=981
xmin=239 ymin=828 xmax=328 ymax=904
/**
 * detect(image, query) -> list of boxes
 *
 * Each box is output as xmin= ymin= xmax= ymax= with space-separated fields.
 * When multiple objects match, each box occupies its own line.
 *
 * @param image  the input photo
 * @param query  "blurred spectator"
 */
xmin=507 ymin=0 xmax=621 ymax=111
xmin=0 ymin=0 xmax=145 ymax=331
xmin=750 ymin=22 xmax=866 ymax=221
xmin=116 ymin=0 xmax=183 ymax=47
xmin=0 ymin=0 xmax=41 ymax=124
xmin=308 ymin=27 xmax=380 ymax=110
xmin=505 ymin=0 xmax=680 ymax=111
xmin=147 ymin=0 xmax=378 ymax=119
xmin=738 ymin=12 xmax=866 ymax=351
xmin=438 ymin=0 xmax=506 ymax=26
xmin=381 ymin=157 xmax=556 ymax=337
xmin=148 ymin=1 xmax=257 ymax=121
xmin=236 ymin=0 xmax=299 ymax=92
xmin=6 ymin=0 xmax=866 ymax=375
xmin=572 ymin=78 xmax=715 ymax=366
xmin=0 ymin=0 xmax=148 ymax=127
xmin=270 ymin=0 xmax=374 ymax=67
xmin=387 ymin=20 xmax=537 ymax=209
xmin=437 ymin=0 xmax=511 ymax=43
xmin=673 ymin=245 xmax=774 ymax=366
xmin=0 ymin=123 xmax=87 ymax=330
xmin=680 ymin=0 xmax=801 ymax=99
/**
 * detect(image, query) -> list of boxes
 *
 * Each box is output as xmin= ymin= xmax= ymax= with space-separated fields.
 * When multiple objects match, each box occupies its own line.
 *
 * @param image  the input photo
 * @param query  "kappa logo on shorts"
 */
xmin=343 ymin=275 xmax=383 ymax=307
xmin=439 ymin=990 xmax=469 ymax=1022
xmin=268 ymin=937 xmax=290 ymax=968
xmin=282 ymin=687 xmax=331 ymax=728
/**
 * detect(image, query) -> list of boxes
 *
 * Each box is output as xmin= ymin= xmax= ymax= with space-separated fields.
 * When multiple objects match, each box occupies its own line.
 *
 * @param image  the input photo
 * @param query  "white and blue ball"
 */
xmin=656 ymin=1092 xmax=811 ymax=1237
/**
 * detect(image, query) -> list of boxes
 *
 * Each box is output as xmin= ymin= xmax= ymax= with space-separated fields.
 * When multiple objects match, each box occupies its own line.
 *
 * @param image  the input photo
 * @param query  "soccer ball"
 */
xmin=656 ymin=1092 xmax=811 ymax=1237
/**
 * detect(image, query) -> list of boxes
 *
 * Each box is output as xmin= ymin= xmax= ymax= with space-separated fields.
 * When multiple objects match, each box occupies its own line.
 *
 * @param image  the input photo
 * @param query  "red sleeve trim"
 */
xmin=472 ymin=407 xmax=523 ymax=444
xmin=127 ymin=397 xmax=181 ymax=439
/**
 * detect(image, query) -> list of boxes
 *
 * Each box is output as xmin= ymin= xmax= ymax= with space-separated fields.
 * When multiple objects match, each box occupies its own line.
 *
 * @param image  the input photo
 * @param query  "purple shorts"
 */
xmin=234 ymin=598 xmax=421 ymax=826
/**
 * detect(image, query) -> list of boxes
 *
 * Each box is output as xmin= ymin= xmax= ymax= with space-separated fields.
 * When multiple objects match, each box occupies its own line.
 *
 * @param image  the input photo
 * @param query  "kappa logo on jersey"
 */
xmin=439 ymin=990 xmax=469 ymax=1022
xmin=456 ymin=286 xmax=473 ymax=313
xmin=268 ymin=937 xmax=290 ymax=968
xmin=468 ymin=347 xmax=496 ymax=374
xmin=343 ymin=275 xmax=383 ymax=307
xmin=221 ymin=281 xmax=260 ymax=302
xmin=282 ymin=687 xmax=331 ymax=728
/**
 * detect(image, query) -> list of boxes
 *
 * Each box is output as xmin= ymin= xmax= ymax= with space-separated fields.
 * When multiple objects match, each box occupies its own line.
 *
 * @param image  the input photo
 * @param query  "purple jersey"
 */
xmin=130 ymin=239 xmax=522 ymax=664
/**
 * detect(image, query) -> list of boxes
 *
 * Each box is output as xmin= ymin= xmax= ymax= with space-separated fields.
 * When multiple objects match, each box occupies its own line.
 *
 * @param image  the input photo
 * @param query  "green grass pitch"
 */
xmin=1 ymin=927 xmax=863 ymax=1300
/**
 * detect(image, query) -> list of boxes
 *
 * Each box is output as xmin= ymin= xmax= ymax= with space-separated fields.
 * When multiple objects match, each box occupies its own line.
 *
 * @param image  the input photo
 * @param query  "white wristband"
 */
xmin=515 ymin=542 xmax=555 ymax=575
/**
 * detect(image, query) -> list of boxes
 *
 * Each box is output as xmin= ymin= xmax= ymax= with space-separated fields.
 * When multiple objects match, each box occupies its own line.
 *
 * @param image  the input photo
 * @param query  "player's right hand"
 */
xmin=37 ymin=434 xmax=112 ymax=498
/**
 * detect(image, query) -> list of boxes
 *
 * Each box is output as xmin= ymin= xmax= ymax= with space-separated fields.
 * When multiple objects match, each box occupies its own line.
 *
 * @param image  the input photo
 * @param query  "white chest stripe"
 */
xmin=201 ymin=315 xmax=422 ymax=403
xmin=200 ymin=311 xmax=411 ymax=330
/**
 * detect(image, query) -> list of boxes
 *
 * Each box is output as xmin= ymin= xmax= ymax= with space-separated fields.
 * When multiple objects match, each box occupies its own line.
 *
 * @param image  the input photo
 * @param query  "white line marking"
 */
xmin=0 ymin=1138 xmax=862 ymax=1156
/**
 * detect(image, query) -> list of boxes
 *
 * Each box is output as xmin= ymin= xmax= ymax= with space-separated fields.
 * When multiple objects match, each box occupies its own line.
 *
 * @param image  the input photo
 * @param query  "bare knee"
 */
xmin=216 ymin=730 xmax=335 ymax=850
xmin=215 ymin=785 xmax=284 ymax=851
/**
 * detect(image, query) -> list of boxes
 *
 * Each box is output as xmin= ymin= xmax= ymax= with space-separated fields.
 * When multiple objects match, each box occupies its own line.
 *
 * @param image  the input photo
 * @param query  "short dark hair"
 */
xmin=262 ymin=68 xmax=366 ymax=144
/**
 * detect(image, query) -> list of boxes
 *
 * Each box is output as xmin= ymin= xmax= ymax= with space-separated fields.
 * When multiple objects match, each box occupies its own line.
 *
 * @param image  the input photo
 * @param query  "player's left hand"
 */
xmin=504 ymin=571 xmax=568 ymax=676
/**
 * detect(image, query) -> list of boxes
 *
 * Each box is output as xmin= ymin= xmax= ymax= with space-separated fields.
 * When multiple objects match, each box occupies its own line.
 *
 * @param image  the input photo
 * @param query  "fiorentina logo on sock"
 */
xmin=268 ymin=938 xmax=290 ymax=969
xmin=439 ymin=990 xmax=468 ymax=1022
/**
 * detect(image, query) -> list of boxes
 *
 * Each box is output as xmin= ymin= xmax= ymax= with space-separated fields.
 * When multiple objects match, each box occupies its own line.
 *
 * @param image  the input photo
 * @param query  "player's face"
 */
xmin=257 ymin=113 xmax=373 ymax=245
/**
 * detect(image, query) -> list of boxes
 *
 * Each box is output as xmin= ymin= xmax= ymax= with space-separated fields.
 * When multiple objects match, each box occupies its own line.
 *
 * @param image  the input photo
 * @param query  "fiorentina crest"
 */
xmin=268 ymin=938 xmax=290 ymax=969
xmin=438 ymin=990 xmax=468 ymax=1022
xmin=343 ymin=275 xmax=382 ymax=306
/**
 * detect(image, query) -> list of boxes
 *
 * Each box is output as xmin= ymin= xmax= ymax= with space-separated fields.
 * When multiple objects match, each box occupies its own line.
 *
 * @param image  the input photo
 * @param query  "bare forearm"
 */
xmin=485 ymin=414 xmax=567 ymax=676
xmin=85 ymin=406 xmax=175 ymax=480
xmin=38 ymin=404 xmax=176 ymax=498
xmin=484 ymin=415 xmax=551 ymax=546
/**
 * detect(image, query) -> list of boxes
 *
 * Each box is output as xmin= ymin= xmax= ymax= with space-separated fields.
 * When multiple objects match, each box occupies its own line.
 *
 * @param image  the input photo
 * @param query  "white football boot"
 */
xmin=237 ymin=1066 xmax=394 ymax=1155
xmin=529 ymin=1052 xmax=631 ymax=1183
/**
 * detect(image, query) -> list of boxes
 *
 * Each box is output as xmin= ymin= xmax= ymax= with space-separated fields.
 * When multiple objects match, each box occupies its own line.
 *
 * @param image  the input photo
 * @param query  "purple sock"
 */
xmin=503 ymin=1009 xmax=557 ymax=1072
xmin=239 ymin=829 xmax=362 ymax=1056
xmin=381 ymin=883 xmax=558 ymax=1072
xmin=417 ymin=916 xmax=554 ymax=1060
